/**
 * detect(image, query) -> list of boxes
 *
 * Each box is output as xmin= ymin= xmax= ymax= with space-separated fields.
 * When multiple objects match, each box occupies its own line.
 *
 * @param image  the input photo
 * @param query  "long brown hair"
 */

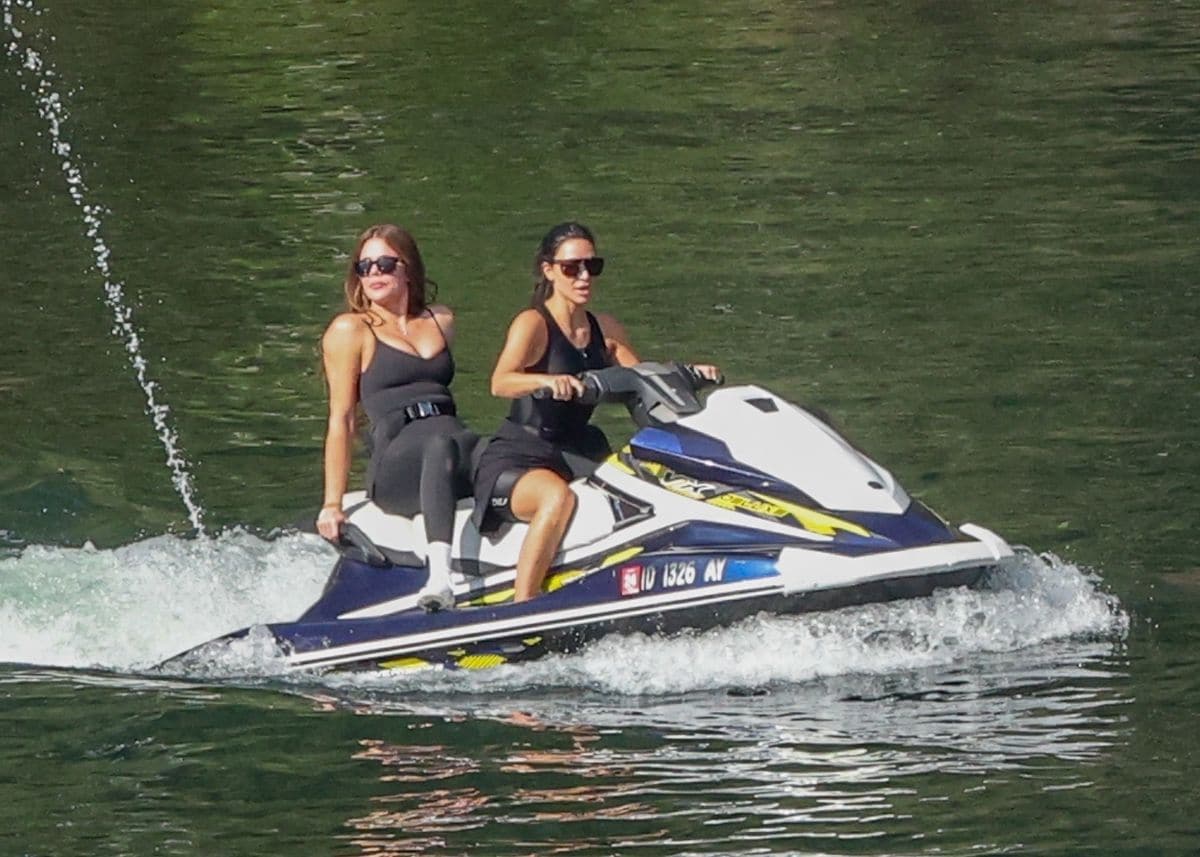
xmin=530 ymin=221 xmax=596 ymax=307
xmin=343 ymin=224 xmax=436 ymax=316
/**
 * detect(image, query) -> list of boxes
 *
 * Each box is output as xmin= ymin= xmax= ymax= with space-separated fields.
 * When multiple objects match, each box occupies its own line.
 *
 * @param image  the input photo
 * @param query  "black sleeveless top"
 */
xmin=506 ymin=306 xmax=610 ymax=442
xmin=359 ymin=312 xmax=455 ymax=439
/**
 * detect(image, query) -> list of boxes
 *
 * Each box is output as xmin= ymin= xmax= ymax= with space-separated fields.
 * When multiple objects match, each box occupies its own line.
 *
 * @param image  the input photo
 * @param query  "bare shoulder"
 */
xmin=428 ymin=303 xmax=455 ymax=324
xmin=323 ymin=312 xmax=368 ymax=351
xmin=508 ymin=307 xmax=547 ymax=337
xmin=496 ymin=308 xmax=549 ymax=369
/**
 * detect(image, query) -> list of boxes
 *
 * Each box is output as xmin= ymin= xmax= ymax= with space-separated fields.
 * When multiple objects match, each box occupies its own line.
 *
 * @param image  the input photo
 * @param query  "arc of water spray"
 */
xmin=4 ymin=0 xmax=206 ymax=535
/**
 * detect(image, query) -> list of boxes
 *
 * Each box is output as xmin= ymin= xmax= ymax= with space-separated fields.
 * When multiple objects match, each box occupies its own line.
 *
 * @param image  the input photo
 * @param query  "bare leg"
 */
xmin=509 ymin=469 xmax=577 ymax=603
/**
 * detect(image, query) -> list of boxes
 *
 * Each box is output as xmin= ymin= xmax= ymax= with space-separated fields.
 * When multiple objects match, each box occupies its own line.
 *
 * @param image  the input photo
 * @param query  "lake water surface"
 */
xmin=2 ymin=1 xmax=1197 ymax=854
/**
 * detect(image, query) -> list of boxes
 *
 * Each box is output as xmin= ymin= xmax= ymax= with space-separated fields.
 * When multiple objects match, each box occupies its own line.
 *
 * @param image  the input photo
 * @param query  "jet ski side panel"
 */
xmin=266 ymin=543 xmax=1003 ymax=672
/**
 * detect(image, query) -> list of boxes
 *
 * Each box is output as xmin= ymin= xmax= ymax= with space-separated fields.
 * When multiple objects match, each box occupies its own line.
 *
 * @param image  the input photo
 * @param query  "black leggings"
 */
xmin=369 ymin=415 xmax=479 ymax=544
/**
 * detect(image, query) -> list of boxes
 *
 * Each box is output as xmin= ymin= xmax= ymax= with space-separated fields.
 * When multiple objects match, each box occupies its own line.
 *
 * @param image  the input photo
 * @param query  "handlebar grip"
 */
xmin=338 ymin=522 xmax=390 ymax=567
xmin=577 ymin=373 xmax=603 ymax=406
xmin=683 ymin=364 xmax=724 ymax=388
xmin=530 ymin=375 xmax=598 ymax=402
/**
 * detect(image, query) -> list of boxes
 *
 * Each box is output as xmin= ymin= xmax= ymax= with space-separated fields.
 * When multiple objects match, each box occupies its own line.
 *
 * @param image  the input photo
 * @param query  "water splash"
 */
xmin=0 ymin=529 xmax=1126 ymax=692
xmin=327 ymin=550 xmax=1128 ymax=696
xmin=3 ymin=0 xmax=205 ymax=533
xmin=0 ymin=530 xmax=334 ymax=670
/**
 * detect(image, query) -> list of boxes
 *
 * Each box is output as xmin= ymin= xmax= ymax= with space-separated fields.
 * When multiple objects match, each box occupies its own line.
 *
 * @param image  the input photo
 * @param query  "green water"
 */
xmin=2 ymin=0 xmax=1198 ymax=853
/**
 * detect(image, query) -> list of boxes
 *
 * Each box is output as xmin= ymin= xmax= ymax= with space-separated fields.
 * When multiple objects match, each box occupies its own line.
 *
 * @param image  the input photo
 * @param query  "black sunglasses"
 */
xmin=553 ymin=257 xmax=604 ymax=278
xmin=355 ymin=255 xmax=403 ymax=276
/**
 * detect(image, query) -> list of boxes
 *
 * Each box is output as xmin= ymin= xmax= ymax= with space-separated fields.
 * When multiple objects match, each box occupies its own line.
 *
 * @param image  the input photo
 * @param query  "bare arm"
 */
xmin=316 ymin=314 xmax=364 ymax=540
xmin=490 ymin=309 xmax=584 ymax=400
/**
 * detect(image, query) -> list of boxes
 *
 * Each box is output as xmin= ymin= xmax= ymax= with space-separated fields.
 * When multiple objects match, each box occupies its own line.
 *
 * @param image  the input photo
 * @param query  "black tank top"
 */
xmin=507 ymin=306 xmax=610 ymax=442
xmin=359 ymin=312 xmax=455 ymax=430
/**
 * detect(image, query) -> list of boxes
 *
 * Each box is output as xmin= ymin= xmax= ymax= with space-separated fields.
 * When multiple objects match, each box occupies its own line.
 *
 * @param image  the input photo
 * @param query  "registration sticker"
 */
xmin=618 ymin=564 xmax=643 ymax=597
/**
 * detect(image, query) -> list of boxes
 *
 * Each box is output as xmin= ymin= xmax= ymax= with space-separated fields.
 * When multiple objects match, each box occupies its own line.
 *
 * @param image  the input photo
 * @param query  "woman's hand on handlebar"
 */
xmin=542 ymin=374 xmax=586 ymax=401
xmin=316 ymin=503 xmax=346 ymax=542
xmin=688 ymin=364 xmax=723 ymax=384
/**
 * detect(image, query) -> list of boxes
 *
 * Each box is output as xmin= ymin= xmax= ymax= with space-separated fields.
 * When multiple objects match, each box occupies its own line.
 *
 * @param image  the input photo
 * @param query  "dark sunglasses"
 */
xmin=553 ymin=257 xmax=604 ymax=278
xmin=355 ymin=255 xmax=403 ymax=276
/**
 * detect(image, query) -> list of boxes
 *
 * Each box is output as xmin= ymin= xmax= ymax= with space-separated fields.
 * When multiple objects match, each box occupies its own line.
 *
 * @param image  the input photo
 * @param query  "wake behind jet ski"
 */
xmin=159 ymin=362 xmax=1014 ymax=673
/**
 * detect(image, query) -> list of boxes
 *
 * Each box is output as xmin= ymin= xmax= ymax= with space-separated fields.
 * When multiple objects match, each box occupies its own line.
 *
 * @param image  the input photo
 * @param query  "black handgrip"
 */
xmin=337 ymin=522 xmax=390 ymax=567
xmin=576 ymin=373 xmax=604 ymax=406
xmin=681 ymin=363 xmax=724 ymax=389
xmin=530 ymin=375 xmax=600 ymax=403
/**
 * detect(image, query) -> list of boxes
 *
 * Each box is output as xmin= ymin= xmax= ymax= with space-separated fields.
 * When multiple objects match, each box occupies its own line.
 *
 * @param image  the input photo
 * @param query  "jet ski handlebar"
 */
xmin=531 ymin=362 xmax=722 ymax=426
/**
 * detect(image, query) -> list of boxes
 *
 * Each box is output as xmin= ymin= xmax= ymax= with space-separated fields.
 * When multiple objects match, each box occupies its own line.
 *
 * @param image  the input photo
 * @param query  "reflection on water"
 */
xmin=343 ymin=726 xmax=659 ymax=853
xmin=0 ymin=563 xmax=1140 ymax=855
xmin=0 ymin=525 xmax=1132 ymax=850
xmin=355 ymin=738 xmax=482 ymax=786
xmin=299 ymin=638 xmax=1130 ymax=854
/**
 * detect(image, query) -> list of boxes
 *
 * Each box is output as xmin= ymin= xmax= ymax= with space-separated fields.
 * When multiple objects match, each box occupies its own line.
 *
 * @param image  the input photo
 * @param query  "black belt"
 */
xmin=402 ymin=400 xmax=455 ymax=423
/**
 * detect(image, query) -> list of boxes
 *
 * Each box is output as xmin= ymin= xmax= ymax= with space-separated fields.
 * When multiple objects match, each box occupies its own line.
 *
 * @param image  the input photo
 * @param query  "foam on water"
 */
xmin=0 ymin=530 xmax=333 ymax=671
xmin=546 ymin=552 xmax=1128 ymax=694
xmin=3 ymin=0 xmax=204 ymax=532
xmin=331 ymin=551 xmax=1128 ymax=696
xmin=0 ymin=531 xmax=1126 ymax=690
xmin=1 ymin=536 xmax=1118 ymax=689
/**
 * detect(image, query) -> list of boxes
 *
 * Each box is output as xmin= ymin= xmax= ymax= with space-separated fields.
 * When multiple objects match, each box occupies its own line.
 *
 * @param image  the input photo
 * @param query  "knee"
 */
xmin=541 ymin=481 xmax=575 ymax=523
xmin=422 ymin=435 xmax=458 ymax=474
xmin=512 ymin=471 xmax=577 ymax=525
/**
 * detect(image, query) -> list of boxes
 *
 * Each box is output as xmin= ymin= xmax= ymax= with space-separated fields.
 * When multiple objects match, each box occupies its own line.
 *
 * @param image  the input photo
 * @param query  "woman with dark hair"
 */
xmin=473 ymin=222 xmax=718 ymax=602
xmin=317 ymin=224 xmax=476 ymax=611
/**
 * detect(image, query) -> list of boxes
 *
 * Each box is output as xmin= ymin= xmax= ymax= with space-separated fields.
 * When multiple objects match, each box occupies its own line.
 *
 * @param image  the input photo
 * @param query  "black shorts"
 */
xmin=471 ymin=420 xmax=609 ymax=532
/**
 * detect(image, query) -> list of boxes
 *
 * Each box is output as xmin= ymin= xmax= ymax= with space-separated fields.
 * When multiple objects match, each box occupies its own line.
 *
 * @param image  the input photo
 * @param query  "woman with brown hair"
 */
xmin=317 ymin=224 xmax=476 ymax=611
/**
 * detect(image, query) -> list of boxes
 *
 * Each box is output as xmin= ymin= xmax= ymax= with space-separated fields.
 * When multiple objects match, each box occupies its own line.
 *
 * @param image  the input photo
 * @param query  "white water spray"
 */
xmin=0 ymin=536 xmax=1126 ymax=683
xmin=3 ymin=0 xmax=205 ymax=533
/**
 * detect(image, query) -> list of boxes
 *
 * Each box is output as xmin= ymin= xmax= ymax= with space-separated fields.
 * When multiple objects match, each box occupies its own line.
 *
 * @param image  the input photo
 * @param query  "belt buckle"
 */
xmin=418 ymin=401 xmax=435 ymax=419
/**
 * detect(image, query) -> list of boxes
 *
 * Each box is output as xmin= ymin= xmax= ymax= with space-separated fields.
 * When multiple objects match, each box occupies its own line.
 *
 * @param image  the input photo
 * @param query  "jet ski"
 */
xmin=160 ymin=362 xmax=1014 ymax=673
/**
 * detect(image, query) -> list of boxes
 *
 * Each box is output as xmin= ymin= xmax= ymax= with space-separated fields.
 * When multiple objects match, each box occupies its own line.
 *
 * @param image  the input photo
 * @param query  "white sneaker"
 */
xmin=418 ymin=541 xmax=456 ymax=612
xmin=417 ymin=583 xmax=455 ymax=613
